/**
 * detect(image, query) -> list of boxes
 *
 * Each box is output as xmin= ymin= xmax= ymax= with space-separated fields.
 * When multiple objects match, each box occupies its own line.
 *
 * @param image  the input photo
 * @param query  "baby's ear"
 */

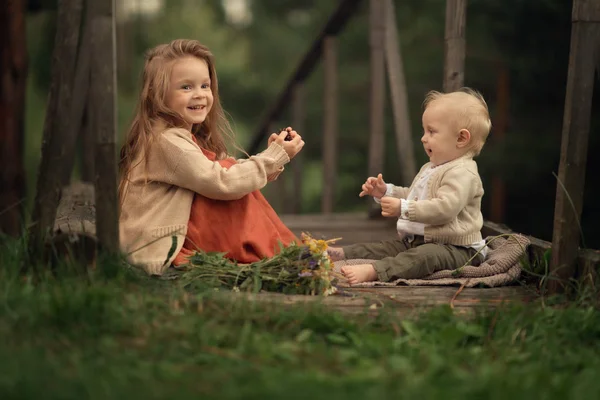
xmin=457 ymin=129 xmax=471 ymax=148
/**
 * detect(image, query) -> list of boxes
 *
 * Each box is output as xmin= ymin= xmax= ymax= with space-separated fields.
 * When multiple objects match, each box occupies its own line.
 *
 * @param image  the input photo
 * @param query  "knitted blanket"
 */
xmin=333 ymin=234 xmax=530 ymax=288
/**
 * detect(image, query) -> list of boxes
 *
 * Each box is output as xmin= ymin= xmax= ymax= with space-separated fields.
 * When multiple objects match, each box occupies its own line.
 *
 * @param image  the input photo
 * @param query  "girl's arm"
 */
xmin=145 ymin=129 xmax=290 ymax=200
xmin=235 ymin=151 xmax=284 ymax=182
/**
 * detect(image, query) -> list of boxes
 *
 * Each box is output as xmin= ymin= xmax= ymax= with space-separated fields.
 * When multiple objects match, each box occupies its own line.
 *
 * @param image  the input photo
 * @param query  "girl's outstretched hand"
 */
xmin=270 ymin=127 xmax=304 ymax=159
xmin=359 ymin=173 xmax=387 ymax=198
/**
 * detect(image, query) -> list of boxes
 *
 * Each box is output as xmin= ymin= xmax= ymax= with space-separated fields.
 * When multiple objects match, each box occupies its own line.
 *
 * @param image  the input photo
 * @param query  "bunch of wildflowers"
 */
xmin=180 ymin=233 xmax=340 ymax=296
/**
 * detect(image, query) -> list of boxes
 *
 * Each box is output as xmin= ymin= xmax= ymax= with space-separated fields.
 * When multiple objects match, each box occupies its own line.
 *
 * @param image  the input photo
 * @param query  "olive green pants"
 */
xmin=342 ymin=236 xmax=485 ymax=282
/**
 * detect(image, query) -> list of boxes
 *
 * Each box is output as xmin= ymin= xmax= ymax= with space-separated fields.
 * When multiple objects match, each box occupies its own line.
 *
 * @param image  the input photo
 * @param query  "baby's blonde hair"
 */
xmin=423 ymin=87 xmax=492 ymax=155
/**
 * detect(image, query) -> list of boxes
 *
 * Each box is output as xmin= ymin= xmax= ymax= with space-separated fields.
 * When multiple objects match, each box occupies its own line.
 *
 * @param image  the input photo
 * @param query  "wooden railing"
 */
xmin=248 ymin=0 xmax=459 ymax=215
xmin=248 ymin=0 xmax=600 ymax=293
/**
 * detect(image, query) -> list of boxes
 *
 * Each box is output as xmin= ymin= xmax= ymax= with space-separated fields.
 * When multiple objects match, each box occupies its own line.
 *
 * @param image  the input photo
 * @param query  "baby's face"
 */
xmin=421 ymin=103 xmax=468 ymax=166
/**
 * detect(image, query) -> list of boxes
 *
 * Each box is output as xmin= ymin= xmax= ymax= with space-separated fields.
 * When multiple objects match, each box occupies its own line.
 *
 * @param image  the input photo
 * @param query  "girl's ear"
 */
xmin=456 ymin=128 xmax=471 ymax=148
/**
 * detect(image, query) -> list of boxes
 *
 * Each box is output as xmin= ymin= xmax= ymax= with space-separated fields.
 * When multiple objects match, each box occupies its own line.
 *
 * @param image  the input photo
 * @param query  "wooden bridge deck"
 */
xmin=230 ymin=285 xmax=535 ymax=318
xmin=280 ymin=212 xmax=398 ymax=245
xmin=278 ymin=212 xmax=538 ymax=315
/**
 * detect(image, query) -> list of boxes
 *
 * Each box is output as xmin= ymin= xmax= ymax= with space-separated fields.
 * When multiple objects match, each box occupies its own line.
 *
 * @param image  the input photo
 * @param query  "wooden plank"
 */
xmin=384 ymin=0 xmax=417 ymax=186
xmin=578 ymin=250 xmax=600 ymax=289
xmin=0 ymin=0 xmax=27 ymax=236
xmin=51 ymin=181 xmax=97 ymax=269
xmin=282 ymin=212 xmax=399 ymax=245
xmin=248 ymin=0 xmax=364 ymax=154
xmin=223 ymin=284 xmax=534 ymax=317
xmin=549 ymin=0 xmax=600 ymax=293
xmin=28 ymin=0 xmax=84 ymax=255
xmin=90 ymin=0 xmax=119 ymax=255
xmin=290 ymin=83 xmax=305 ymax=214
xmin=443 ymin=0 xmax=466 ymax=92
xmin=367 ymin=0 xmax=386 ymax=180
xmin=321 ymin=36 xmax=338 ymax=214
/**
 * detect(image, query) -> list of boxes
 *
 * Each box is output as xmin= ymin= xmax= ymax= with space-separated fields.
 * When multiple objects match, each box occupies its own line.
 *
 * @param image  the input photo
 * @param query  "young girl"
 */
xmin=118 ymin=39 xmax=304 ymax=276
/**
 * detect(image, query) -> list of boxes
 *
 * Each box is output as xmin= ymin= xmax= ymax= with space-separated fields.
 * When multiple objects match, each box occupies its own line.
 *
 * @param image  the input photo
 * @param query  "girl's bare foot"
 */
xmin=341 ymin=264 xmax=378 ymax=285
xmin=327 ymin=246 xmax=345 ymax=261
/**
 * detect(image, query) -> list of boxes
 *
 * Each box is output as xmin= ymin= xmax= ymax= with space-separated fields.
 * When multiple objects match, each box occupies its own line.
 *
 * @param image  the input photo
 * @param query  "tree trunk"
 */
xmin=28 ymin=0 xmax=83 ymax=255
xmin=0 ymin=0 xmax=28 ymax=236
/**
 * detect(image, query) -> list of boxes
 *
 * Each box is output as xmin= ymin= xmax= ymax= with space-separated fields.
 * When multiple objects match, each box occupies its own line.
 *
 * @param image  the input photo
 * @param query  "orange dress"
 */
xmin=173 ymin=146 xmax=298 ymax=265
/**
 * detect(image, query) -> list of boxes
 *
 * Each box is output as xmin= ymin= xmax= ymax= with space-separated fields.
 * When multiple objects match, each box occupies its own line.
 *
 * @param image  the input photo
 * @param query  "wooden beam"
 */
xmin=443 ymin=0 xmax=466 ymax=92
xmin=248 ymin=0 xmax=363 ymax=154
xmin=0 ymin=0 xmax=27 ymax=236
xmin=322 ymin=36 xmax=338 ymax=214
xmin=384 ymin=0 xmax=417 ymax=186
xmin=367 ymin=0 xmax=386 ymax=180
xmin=490 ymin=63 xmax=509 ymax=223
xmin=90 ymin=0 xmax=119 ymax=254
xmin=80 ymin=102 xmax=95 ymax=182
xmin=291 ymin=83 xmax=305 ymax=214
xmin=549 ymin=0 xmax=600 ymax=293
xmin=60 ymin=0 xmax=94 ymax=187
xmin=28 ymin=0 xmax=84 ymax=255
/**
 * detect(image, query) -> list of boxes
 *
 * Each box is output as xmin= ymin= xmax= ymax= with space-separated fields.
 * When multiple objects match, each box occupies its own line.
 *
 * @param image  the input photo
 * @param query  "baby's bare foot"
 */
xmin=327 ymin=246 xmax=345 ymax=261
xmin=341 ymin=264 xmax=378 ymax=285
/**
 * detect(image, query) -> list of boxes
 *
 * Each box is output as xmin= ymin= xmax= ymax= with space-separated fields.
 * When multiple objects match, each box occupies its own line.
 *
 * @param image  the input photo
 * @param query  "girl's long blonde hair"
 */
xmin=118 ymin=39 xmax=235 ymax=205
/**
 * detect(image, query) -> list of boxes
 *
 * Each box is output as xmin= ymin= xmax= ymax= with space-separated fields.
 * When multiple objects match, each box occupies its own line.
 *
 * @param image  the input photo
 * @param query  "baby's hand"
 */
xmin=359 ymin=173 xmax=387 ymax=198
xmin=380 ymin=197 xmax=401 ymax=217
xmin=271 ymin=127 xmax=304 ymax=159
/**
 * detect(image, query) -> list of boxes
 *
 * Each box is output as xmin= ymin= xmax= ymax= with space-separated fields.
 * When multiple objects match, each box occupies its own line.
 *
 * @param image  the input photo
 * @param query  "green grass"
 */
xmin=1 ymin=236 xmax=600 ymax=399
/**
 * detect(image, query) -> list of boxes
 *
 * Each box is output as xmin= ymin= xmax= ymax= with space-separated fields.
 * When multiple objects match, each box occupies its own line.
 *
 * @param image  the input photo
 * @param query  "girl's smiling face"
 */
xmin=165 ymin=56 xmax=214 ymax=130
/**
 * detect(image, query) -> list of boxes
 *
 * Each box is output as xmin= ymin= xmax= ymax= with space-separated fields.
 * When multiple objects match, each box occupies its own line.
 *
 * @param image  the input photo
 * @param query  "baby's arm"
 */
xmin=404 ymin=167 xmax=480 ymax=225
xmin=389 ymin=163 xmax=433 ymax=199
xmin=387 ymin=185 xmax=410 ymax=199
xmin=148 ymin=129 xmax=290 ymax=200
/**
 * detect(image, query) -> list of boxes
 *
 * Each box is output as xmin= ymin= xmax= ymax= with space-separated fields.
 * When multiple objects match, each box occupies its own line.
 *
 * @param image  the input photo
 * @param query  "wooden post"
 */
xmin=443 ymin=0 xmax=466 ymax=92
xmin=322 ymin=36 xmax=338 ymax=215
xmin=367 ymin=0 xmax=386 ymax=216
xmin=0 ymin=0 xmax=27 ymax=236
xmin=28 ymin=0 xmax=83 ymax=254
xmin=80 ymin=103 xmax=95 ymax=182
xmin=60 ymin=0 xmax=93 ymax=186
xmin=549 ymin=0 xmax=600 ymax=293
xmin=291 ymin=83 xmax=305 ymax=214
xmin=490 ymin=63 xmax=509 ymax=223
xmin=384 ymin=0 xmax=417 ymax=186
xmin=367 ymin=0 xmax=386 ymax=178
xmin=90 ymin=0 xmax=119 ymax=255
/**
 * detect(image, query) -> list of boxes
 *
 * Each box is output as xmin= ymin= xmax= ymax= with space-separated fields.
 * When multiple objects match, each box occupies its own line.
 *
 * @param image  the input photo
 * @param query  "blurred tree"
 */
xmin=1 ymin=0 xmax=28 ymax=236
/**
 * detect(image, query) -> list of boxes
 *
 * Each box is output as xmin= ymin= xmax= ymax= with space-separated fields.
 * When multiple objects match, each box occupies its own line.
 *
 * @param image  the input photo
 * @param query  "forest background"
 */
xmin=22 ymin=0 xmax=600 ymax=248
